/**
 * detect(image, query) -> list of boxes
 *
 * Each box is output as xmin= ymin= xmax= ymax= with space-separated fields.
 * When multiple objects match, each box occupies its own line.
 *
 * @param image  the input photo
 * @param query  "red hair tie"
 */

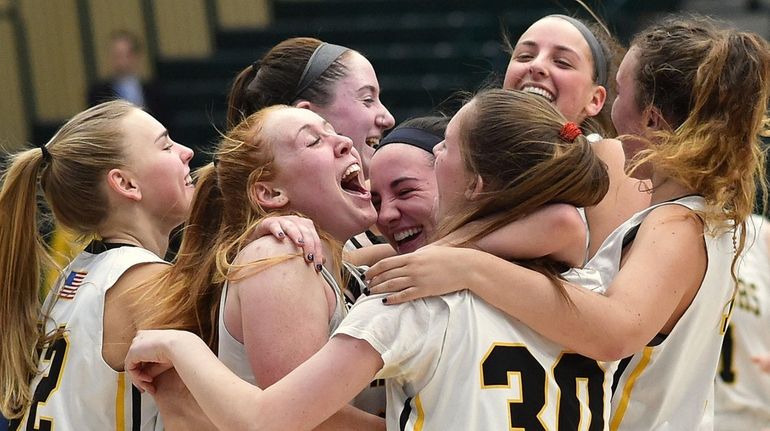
xmin=559 ymin=122 xmax=583 ymax=142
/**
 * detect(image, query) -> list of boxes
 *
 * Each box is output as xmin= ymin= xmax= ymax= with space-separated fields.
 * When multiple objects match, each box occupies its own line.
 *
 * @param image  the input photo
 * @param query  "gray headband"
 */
xmin=549 ymin=15 xmax=608 ymax=87
xmin=293 ymin=42 xmax=349 ymax=101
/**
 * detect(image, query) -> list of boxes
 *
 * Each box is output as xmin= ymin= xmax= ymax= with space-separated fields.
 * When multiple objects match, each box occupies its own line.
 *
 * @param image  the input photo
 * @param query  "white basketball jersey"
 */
xmin=10 ymin=243 xmax=166 ymax=431
xmin=334 ymin=291 xmax=614 ymax=430
xmin=602 ymin=196 xmax=736 ymax=430
xmin=714 ymin=214 xmax=770 ymax=430
xmin=218 ymin=266 xmax=346 ymax=385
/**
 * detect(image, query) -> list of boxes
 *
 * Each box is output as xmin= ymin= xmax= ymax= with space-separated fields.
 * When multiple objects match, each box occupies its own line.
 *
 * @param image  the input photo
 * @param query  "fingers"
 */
xmin=381 ymin=287 xmax=422 ymax=305
xmin=367 ymin=266 xmax=412 ymax=294
xmin=249 ymin=216 xmax=325 ymax=271
xmin=366 ymin=254 xmax=411 ymax=281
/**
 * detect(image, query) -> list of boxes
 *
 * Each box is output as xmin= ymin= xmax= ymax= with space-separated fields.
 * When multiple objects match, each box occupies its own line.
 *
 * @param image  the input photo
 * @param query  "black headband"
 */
xmin=548 ymin=15 xmax=608 ymax=87
xmin=293 ymin=42 xmax=349 ymax=101
xmin=376 ymin=127 xmax=443 ymax=154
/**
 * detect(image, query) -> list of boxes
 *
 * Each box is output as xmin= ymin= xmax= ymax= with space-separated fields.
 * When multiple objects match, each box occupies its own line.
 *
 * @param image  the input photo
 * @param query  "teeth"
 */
xmin=394 ymin=227 xmax=422 ymax=242
xmin=366 ymin=137 xmax=380 ymax=147
xmin=184 ymin=174 xmax=193 ymax=186
xmin=343 ymin=163 xmax=361 ymax=180
xmin=522 ymin=86 xmax=555 ymax=102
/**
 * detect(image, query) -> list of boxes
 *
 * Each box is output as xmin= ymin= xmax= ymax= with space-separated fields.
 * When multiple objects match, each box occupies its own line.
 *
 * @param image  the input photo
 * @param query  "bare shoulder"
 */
xmin=591 ymin=138 xmax=625 ymax=168
xmin=638 ymin=203 xmax=705 ymax=245
xmin=235 ymin=235 xmax=303 ymax=265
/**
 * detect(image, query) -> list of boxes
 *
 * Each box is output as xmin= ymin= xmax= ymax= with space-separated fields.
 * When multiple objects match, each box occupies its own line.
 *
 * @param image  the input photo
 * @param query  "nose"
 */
xmin=377 ymin=198 xmax=401 ymax=229
xmin=334 ymin=134 xmax=353 ymax=157
xmin=177 ymin=142 xmax=194 ymax=163
xmin=529 ymin=56 xmax=548 ymax=78
xmin=376 ymin=105 xmax=396 ymax=130
xmin=432 ymin=141 xmax=443 ymax=157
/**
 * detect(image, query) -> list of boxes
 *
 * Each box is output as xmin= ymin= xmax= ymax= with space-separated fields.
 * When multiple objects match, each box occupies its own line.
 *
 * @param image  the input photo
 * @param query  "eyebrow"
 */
xmin=389 ymin=176 xmax=420 ymax=189
xmin=357 ymin=85 xmax=377 ymax=94
xmin=154 ymin=130 xmax=169 ymax=144
xmin=295 ymin=120 xmax=331 ymax=140
xmin=516 ymin=40 xmax=580 ymax=57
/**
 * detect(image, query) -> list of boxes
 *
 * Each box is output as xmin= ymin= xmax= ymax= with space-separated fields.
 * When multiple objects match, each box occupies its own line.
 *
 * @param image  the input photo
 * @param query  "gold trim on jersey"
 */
xmin=610 ymin=346 xmax=654 ymax=431
xmin=413 ymin=395 xmax=425 ymax=431
xmin=116 ymin=373 xmax=126 ymax=431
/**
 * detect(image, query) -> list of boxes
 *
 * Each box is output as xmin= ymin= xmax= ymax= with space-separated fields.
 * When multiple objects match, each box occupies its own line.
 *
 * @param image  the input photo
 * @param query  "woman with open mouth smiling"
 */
xmin=134 ymin=105 xmax=384 ymax=430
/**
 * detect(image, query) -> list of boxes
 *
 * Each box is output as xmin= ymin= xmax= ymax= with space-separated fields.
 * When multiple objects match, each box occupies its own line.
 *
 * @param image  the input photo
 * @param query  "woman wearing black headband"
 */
xmin=369 ymin=116 xmax=447 ymax=255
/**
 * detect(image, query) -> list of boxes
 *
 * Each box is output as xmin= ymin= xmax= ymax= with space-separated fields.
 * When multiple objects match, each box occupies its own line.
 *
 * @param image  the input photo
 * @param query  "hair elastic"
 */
xmin=293 ymin=42 xmax=349 ymax=101
xmin=38 ymin=143 xmax=51 ymax=162
xmin=559 ymin=122 xmax=583 ymax=142
xmin=548 ymin=15 xmax=608 ymax=87
xmin=376 ymin=127 xmax=443 ymax=154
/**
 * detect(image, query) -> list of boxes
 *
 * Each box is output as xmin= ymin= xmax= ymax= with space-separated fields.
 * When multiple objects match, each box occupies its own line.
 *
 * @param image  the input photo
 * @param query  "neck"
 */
xmin=648 ymin=171 xmax=697 ymax=205
xmin=98 ymin=224 xmax=172 ymax=258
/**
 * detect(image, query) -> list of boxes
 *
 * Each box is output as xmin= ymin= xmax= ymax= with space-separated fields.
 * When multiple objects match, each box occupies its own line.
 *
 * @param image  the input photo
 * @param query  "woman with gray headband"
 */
xmin=502 ymin=14 xmax=650 ymax=259
xmin=227 ymin=37 xmax=394 ymax=179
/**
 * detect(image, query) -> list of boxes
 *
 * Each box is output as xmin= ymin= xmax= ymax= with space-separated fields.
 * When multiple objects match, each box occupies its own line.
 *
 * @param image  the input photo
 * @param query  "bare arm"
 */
xmin=230 ymin=238 xmax=384 ymax=430
xmin=103 ymin=262 xmax=168 ymax=370
xmin=368 ymin=205 xmax=707 ymax=361
xmin=126 ymin=330 xmax=383 ymax=431
xmin=470 ymin=203 xmax=587 ymax=268
xmin=345 ymin=243 xmax=396 ymax=267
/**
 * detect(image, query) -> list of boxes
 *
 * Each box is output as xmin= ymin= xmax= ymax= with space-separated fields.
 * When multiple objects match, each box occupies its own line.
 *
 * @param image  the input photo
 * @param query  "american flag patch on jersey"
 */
xmin=59 ymin=270 xmax=87 ymax=299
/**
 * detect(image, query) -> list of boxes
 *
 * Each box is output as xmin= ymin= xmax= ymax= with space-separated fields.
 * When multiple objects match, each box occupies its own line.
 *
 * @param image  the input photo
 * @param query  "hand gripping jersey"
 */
xmin=715 ymin=214 xmax=770 ymax=430
xmin=334 ymin=291 xmax=615 ymax=430
xmin=599 ymin=196 xmax=736 ymax=430
xmin=10 ymin=243 xmax=166 ymax=431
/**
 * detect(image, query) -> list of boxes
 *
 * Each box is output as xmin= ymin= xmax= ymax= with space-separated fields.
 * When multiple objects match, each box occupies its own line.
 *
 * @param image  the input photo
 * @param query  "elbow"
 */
xmin=547 ymin=205 xmax=587 ymax=267
xmin=583 ymin=330 xmax=649 ymax=362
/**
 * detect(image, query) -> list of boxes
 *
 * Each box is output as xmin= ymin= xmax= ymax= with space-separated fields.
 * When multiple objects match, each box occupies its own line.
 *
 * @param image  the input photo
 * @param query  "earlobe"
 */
xmin=107 ymin=169 xmax=142 ymax=201
xmin=250 ymin=182 xmax=289 ymax=209
xmin=465 ymin=175 xmax=484 ymax=201
xmin=584 ymin=85 xmax=607 ymax=118
xmin=645 ymin=107 xmax=664 ymax=130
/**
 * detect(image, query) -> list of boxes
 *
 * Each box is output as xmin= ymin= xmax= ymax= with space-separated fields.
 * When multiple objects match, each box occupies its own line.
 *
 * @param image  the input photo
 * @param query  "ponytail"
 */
xmin=0 ymin=149 xmax=55 ymax=419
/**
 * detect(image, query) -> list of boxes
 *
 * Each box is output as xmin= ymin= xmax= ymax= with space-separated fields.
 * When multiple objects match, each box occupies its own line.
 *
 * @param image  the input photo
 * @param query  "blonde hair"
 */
xmin=0 ymin=100 xmax=135 ymax=418
xmin=437 ymin=89 xmax=609 ymax=298
xmin=628 ymin=15 xmax=770 ymax=276
xmin=136 ymin=105 xmax=342 ymax=349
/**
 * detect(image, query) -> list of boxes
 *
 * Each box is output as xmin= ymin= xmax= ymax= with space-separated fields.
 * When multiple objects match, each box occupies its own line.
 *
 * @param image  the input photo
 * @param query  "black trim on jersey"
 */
xmin=621 ymin=194 xmax=704 ymax=250
xmin=399 ymin=397 xmax=413 ymax=431
xmin=132 ymin=385 xmax=141 ymax=431
xmin=349 ymin=236 xmax=364 ymax=249
xmin=85 ymin=240 xmax=137 ymax=254
xmin=365 ymin=229 xmax=387 ymax=245
xmin=611 ymin=355 xmax=634 ymax=399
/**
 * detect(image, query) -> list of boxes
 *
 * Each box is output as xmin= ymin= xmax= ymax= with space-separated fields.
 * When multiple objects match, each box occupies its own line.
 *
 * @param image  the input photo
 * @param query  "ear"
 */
xmin=249 ymin=182 xmax=289 ymax=209
xmin=583 ymin=85 xmax=607 ymax=118
xmin=293 ymin=100 xmax=312 ymax=110
xmin=464 ymin=174 xmax=485 ymax=201
xmin=645 ymin=106 xmax=665 ymax=131
xmin=106 ymin=168 xmax=141 ymax=201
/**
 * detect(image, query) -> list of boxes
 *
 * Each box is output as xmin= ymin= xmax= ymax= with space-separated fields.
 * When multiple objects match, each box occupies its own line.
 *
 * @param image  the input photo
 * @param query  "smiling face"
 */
xmin=433 ymin=104 xmax=475 ymax=222
xmin=503 ymin=17 xmax=605 ymax=124
xmin=119 ymin=108 xmax=195 ymax=227
xmin=265 ymin=108 xmax=376 ymax=241
xmin=309 ymin=52 xmax=395 ymax=178
xmin=370 ymin=144 xmax=437 ymax=254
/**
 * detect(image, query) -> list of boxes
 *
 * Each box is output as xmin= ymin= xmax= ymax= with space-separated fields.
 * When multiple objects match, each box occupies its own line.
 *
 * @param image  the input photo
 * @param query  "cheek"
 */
xmin=503 ymin=61 xmax=523 ymax=90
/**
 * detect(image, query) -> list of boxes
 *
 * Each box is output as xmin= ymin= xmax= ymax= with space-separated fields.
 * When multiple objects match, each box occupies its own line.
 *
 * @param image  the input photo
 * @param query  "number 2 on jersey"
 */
xmin=481 ymin=343 xmax=605 ymax=430
xmin=10 ymin=333 xmax=70 ymax=431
